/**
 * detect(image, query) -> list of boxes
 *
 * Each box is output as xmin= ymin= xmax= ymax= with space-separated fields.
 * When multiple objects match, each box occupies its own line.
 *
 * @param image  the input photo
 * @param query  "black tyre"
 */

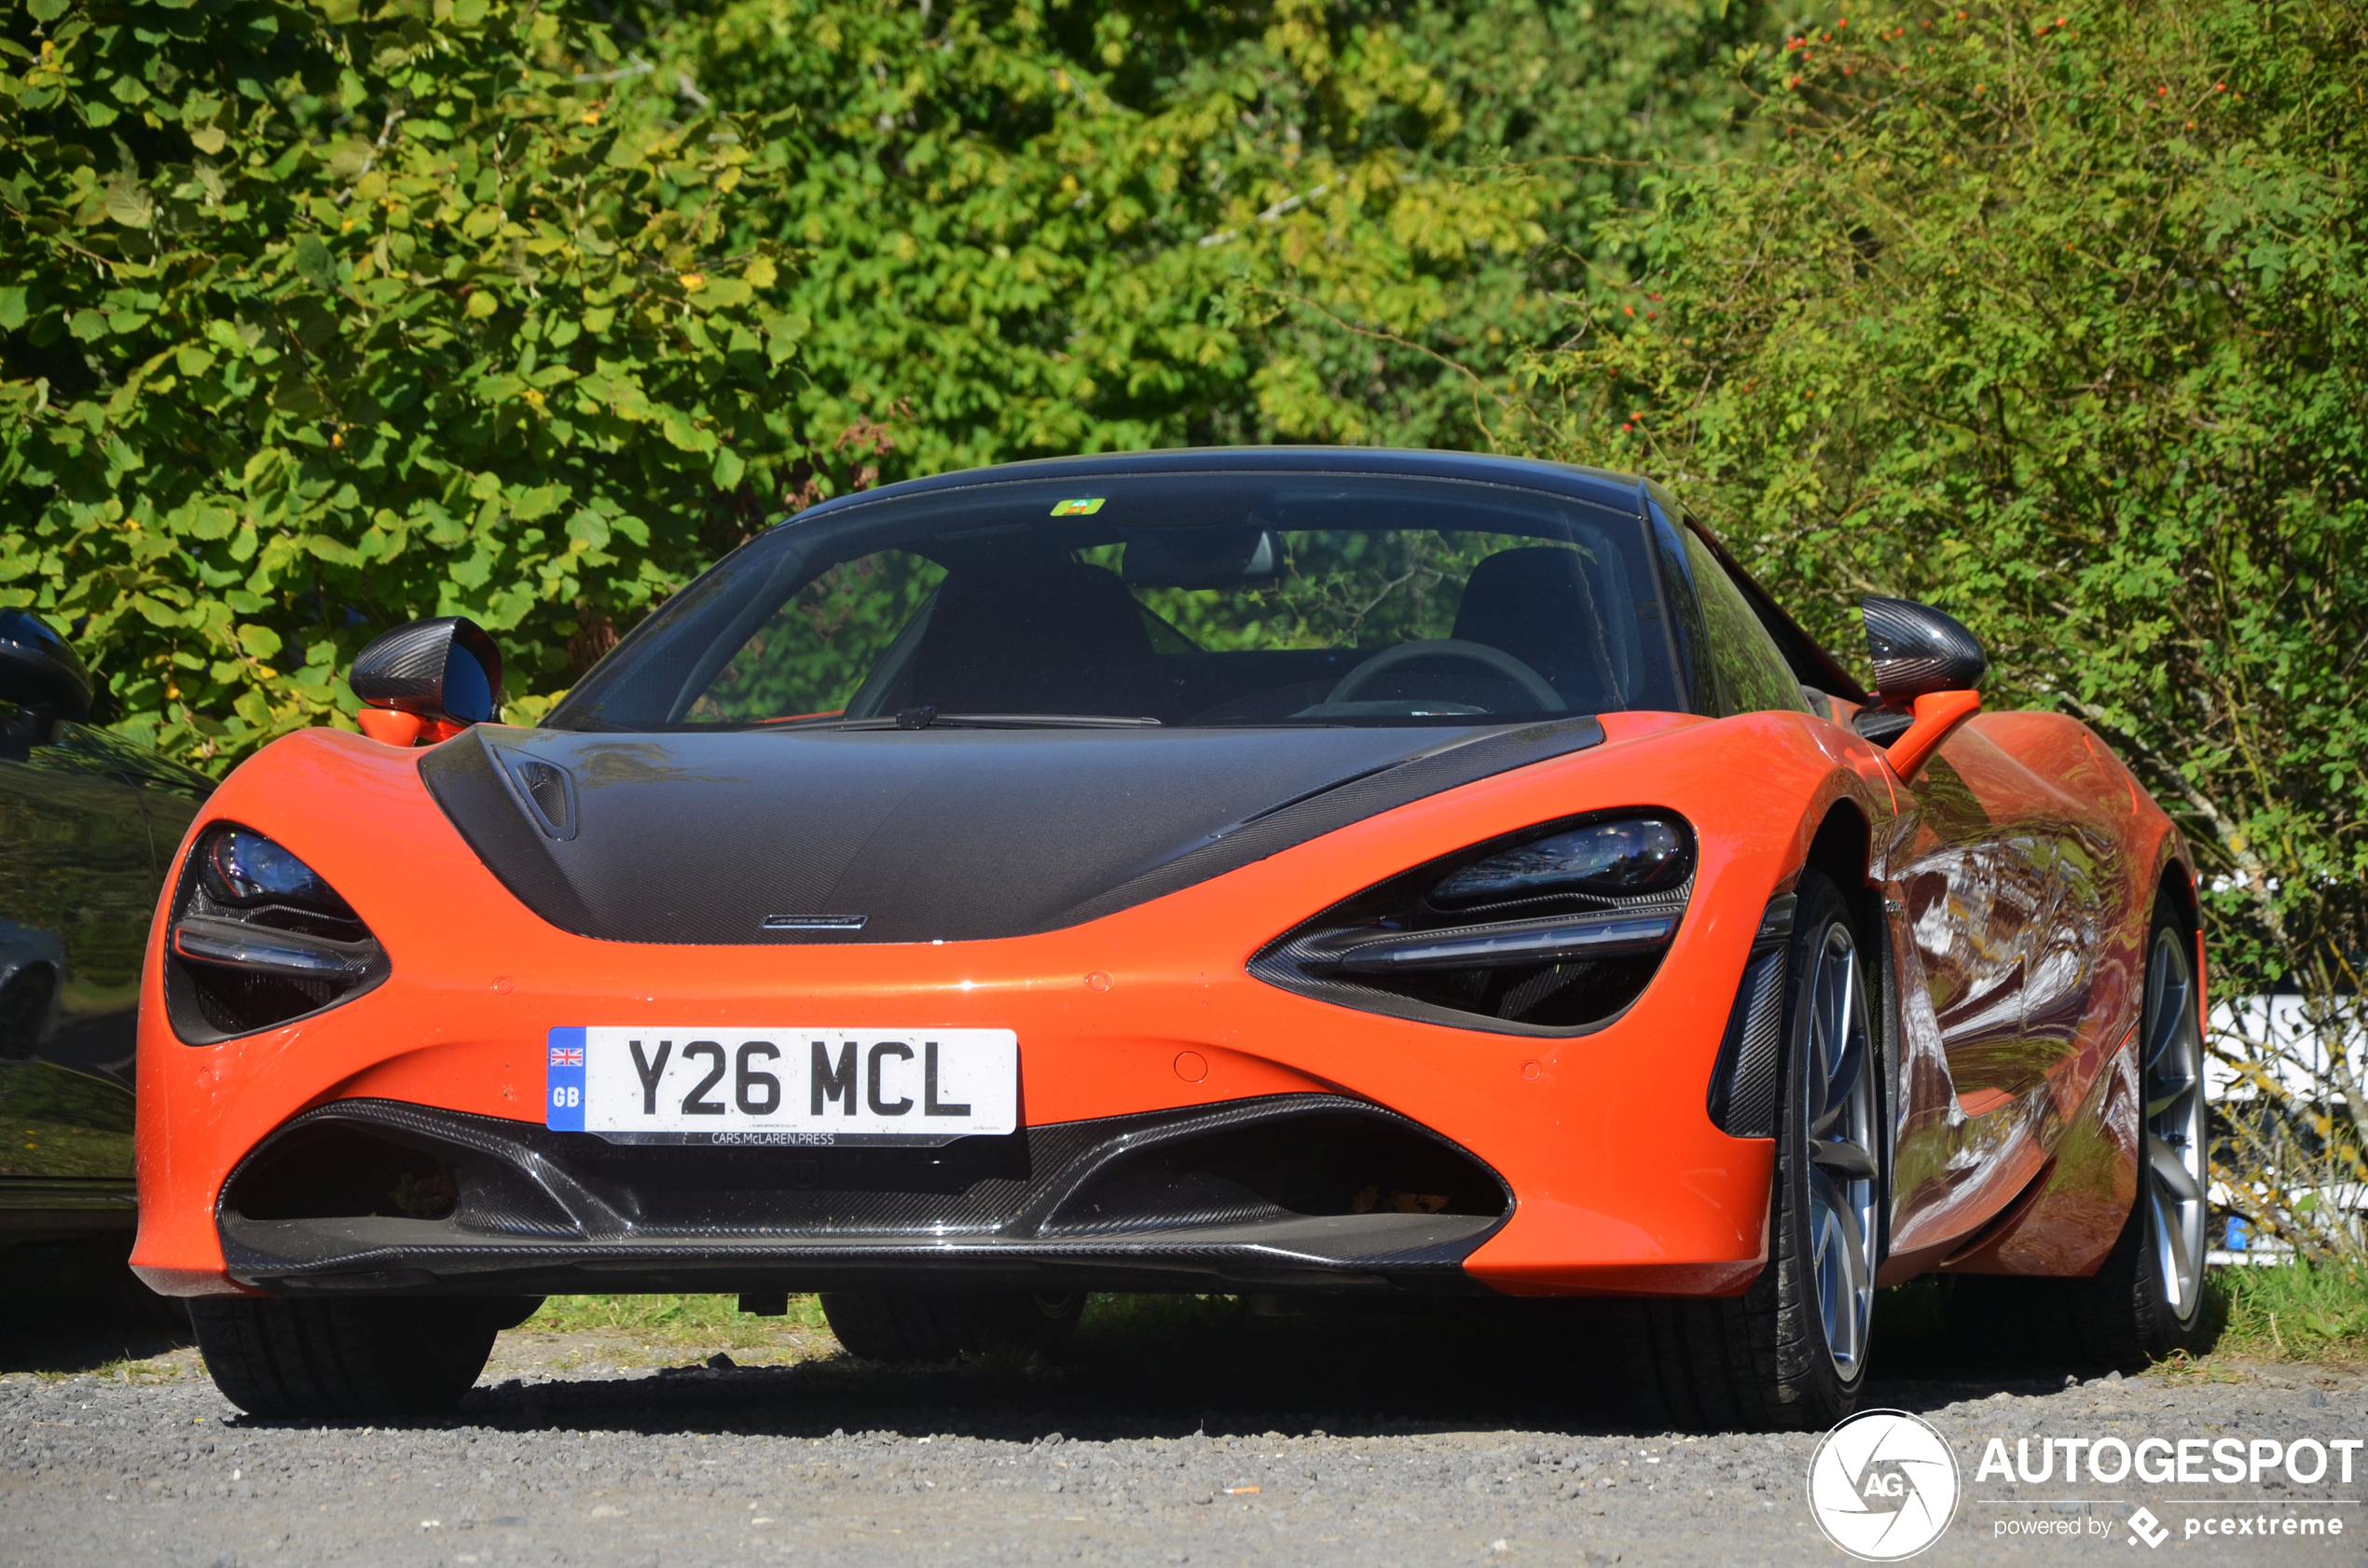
xmin=187 ymin=1296 xmax=504 ymax=1418
xmin=819 ymin=1290 xmax=1085 ymax=1363
xmin=1622 ymin=870 xmax=1885 ymax=1430
xmin=1948 ymin=900 xmax=2213 ymax=1369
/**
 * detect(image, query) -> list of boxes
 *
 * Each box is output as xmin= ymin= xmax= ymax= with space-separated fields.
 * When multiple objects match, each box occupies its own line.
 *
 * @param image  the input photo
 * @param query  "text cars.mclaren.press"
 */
xmin=131 ymin=449 xmax=2211 ymax=1426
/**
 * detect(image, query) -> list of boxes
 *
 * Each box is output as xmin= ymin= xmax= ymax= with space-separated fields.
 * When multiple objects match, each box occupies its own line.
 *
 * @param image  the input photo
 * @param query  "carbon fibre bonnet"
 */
xmin=416 ymin=720 xmax=1604 ymax=944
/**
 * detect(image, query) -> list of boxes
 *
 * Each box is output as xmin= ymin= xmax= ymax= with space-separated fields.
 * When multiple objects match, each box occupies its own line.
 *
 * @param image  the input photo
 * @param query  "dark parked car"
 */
xmin=1 ymin=609 xmax=212 ymax=1268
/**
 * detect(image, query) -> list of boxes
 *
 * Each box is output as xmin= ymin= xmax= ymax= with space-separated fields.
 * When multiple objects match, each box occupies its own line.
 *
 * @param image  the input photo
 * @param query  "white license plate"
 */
xmin=544 ymin=1026 xmax=1018 ymax=1146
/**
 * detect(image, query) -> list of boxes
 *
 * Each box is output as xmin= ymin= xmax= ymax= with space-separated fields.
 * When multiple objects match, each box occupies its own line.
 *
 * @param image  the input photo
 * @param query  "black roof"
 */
xmin=776 ymin=447 xmax=1653 ymax=531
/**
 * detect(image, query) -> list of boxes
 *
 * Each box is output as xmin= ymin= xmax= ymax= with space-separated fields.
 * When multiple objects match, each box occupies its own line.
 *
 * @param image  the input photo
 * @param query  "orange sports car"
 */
xmin=131 ymin=449 xmax=2209 ymax=1428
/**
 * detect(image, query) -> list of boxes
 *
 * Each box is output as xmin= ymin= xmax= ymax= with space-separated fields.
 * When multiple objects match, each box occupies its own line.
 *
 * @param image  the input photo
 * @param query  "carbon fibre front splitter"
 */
xmin=220 ymin=1211 xmax=1503 ymax=1298
xmin=215 ymin=1093 xmax=1513 ymax=1298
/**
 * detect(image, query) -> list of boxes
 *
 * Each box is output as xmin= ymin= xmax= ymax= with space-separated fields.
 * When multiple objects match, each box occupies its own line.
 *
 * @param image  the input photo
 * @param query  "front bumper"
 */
xmin=216 ymin=1094 xmax=1508 ymax=1297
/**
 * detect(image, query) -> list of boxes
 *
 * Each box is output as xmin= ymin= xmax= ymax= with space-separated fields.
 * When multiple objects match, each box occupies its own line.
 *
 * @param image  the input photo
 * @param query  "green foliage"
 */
xmin=2 ymin=0 xmax=1573 ymax=759
xmin=0 ymin=0 xmax=815 ymax=758
xmin=1251 ymin=0 xmax=1769 ymax=447
xmin=647 ymin=0 xmax=1551 ymax=473
xmin=1513 ymin=0 xmax=2368 ymax=1244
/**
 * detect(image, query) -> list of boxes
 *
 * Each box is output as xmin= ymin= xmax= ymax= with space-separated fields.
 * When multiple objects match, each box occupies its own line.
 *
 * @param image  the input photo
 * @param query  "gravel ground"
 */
xmin=3 ymin=1294 xmax=2361 ymax=1568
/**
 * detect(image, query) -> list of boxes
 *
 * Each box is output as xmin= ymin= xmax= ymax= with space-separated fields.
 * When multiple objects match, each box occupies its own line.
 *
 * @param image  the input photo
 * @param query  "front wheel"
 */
xmin=187 ymin=1296 xmax=505 ymax=1418
xmin=1622 ymin=870 xmax=1885 ymax=1430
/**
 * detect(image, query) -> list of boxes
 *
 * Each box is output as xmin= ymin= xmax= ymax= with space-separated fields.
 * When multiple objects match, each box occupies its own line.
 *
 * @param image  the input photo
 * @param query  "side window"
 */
xmin=1681 ymin=530 xmax=1811 ymax=716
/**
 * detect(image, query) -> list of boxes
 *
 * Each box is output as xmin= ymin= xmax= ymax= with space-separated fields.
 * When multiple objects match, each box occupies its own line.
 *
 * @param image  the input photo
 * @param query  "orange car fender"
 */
xmin=1454 ymin=710 xmax=1897 ymax=1295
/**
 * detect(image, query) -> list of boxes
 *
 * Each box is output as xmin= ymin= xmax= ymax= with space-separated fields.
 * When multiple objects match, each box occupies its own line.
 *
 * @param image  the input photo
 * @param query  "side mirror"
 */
xmin=0 ymin=610 xmax=93 ymax=724
xmin=350 ymin=616 xmax=503 ymax=747
xmin=1861 ymin=596 xmax=1987 ymax=704
xmin=1856 ymin=596 xmax=1985 ymax=779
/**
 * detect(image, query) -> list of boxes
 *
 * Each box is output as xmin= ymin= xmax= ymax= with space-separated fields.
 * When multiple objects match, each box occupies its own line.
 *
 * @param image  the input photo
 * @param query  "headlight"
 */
xmin=164 ymin=825 xmax=388 ymax=1043
xmin=1430 ymin=817 xmax=1687 ymax=906
xmin=1251 ymin=812 xmax=1695 ymax=1033
xmin=200 ymin=827 xmax=355 ymax=916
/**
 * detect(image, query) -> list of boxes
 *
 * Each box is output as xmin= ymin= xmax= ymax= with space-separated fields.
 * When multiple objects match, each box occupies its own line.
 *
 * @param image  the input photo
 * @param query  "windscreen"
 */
xmin=548 ymin=472 xmax=1686 ymax=731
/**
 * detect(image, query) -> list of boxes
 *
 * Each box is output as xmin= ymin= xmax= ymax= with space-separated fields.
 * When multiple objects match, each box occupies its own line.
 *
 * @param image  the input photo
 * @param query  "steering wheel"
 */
xmin=1323 ymin=639 xmax=1564 ymax=713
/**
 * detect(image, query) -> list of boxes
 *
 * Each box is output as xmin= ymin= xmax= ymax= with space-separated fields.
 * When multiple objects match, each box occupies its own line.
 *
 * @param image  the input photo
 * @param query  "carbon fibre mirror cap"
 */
xmin=350 ymin=616 xmax=503 ymax=725
xmin=1861 ymin=596 xmax=1986 ymax=706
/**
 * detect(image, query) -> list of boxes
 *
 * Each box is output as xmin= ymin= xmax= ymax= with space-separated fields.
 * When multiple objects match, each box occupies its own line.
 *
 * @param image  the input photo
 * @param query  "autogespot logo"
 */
xmin=1807 ymin=1410 xmax=1963 ymax=1561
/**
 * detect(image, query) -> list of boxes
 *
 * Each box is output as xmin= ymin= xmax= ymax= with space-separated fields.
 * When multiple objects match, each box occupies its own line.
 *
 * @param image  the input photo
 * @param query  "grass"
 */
xmin=517 ymin=1291 xmax=1248 ymax=1350
xmin=526 ymin=1292 xmax=832 ymax=1338
xmin=2212 ymin=1258 xmax=2368 ymax=1362
xmin=513 ymin=1292 xmax=837 ymax=1365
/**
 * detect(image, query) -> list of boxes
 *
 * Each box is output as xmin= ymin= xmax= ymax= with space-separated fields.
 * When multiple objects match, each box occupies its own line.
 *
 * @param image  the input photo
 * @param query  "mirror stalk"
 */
xmin=1882 ymin=689 xmax=1983 ymax=782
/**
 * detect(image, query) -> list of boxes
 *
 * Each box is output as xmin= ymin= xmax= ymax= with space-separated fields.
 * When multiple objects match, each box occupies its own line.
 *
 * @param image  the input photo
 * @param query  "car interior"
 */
xmin=690 ymin=523 xmax=1664 ymax=726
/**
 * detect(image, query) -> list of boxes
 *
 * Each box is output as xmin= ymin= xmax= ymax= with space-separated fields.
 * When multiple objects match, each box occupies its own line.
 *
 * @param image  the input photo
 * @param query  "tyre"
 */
xmin=1622 ymin=869 xmax=1885 ymax=1430
xmin=1948 ymin=900 xmax=2213 ymax=1369
xmin=187 ymin=1296 xmax=504 ymax=1418
xmin=819 ymin=1290 xmax=1086 ymax=1362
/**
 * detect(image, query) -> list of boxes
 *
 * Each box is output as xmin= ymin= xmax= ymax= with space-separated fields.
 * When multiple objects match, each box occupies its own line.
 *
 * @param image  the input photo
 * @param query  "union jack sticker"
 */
xmin=546 ymin=1025 xmax=587 ymax=1132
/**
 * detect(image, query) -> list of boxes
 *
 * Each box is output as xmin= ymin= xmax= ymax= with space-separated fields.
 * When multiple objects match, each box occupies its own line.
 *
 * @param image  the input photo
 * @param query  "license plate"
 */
xmin=544 ymin=1026 xmax=1018 ymax=1146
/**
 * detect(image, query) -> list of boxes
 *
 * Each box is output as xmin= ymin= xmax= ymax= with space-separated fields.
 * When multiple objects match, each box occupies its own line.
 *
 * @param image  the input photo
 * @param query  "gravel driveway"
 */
xmin=4 ymin=1295 xmax=2361 ymax=1568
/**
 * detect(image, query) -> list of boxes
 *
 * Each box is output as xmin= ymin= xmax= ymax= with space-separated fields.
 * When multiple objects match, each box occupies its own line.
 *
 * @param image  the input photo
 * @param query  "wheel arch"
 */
xmin=1800 ymin=798 xmax=1879 ymax=939
xmin=2154 ymin=849 xmax=2201 ymax=936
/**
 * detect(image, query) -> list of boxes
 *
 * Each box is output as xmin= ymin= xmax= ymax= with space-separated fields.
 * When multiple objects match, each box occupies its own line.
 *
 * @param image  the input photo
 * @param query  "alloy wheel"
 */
xmin=1804 ymin=920 xmax=1880 ymax=1380
xmin=2142 ymin=928 xmax=2208 ymax=1315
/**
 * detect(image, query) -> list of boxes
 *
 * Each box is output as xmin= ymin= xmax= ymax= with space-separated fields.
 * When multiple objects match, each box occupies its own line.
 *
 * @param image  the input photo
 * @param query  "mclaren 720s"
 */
xmin=131 ymin=448 xmax=2210 ymax=1429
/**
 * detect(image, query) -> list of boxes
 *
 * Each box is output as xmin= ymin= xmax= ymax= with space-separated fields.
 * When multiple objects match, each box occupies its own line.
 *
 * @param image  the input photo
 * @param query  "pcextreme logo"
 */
xmin=1807 ymin=1410 xmax=1963 ymax=1561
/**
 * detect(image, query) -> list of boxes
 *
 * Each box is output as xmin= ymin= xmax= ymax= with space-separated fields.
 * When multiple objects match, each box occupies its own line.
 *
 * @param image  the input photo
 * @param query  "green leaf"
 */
xmin=103 ymin=182 xmax=155 ymax=229
xmin=563 ymin=509 xmax=611 ymax=550
xmin=294 ymin=233 xmax=334 ymax=285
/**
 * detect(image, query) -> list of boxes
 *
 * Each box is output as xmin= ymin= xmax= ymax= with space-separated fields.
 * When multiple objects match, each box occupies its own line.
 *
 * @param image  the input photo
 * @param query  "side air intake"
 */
xmin=1705 ymin=893 xmax=1797 ymax=1137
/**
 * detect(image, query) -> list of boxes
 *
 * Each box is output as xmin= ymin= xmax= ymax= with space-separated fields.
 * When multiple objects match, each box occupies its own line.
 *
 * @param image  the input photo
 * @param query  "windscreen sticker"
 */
xmin=1049 ymin=497 xmax=1106 ymax=516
